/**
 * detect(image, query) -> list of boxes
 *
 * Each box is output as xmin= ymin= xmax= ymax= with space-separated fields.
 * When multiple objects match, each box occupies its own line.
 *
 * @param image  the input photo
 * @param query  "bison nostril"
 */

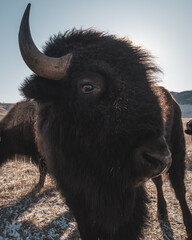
xmin=142 ymin=151 xmax=172 ymax=178
xmin=143 ymin=153 xmax=164 ymax=169
xmin=143 ymin=153 xmax=165 ymax=168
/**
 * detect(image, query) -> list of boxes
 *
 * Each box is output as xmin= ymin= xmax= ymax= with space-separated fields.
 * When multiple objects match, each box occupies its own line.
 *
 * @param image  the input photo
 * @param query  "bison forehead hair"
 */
xmin=44 ymin=29 xmax=159 ymax=82
xmin=21 ymin=29 xmax=162 ymax=138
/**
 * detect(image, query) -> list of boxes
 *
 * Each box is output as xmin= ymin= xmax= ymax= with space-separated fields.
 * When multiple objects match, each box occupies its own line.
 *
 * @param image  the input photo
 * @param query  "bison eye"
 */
xmin=77 ymin=72 xmax=106 ymax=97
xmin=82 ymin=84 xmax=94 ymax=93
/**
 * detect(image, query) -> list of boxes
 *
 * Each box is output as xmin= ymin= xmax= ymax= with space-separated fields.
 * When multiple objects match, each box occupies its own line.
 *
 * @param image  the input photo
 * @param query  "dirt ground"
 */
xmin=0 ymin=119 xmax=191 ymax=240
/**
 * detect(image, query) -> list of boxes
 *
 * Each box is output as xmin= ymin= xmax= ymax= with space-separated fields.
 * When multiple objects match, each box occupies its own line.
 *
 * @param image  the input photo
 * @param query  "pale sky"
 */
xmin=1 ymin=0 xmax=192 ymax=103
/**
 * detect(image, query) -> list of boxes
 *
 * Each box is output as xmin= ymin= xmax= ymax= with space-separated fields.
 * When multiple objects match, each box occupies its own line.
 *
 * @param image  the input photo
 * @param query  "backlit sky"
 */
xmin=1 ymin=0 xmax=192 ymax=103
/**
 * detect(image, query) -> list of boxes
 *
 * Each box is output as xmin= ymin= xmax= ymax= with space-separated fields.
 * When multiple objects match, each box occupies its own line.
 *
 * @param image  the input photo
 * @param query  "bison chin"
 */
xmin=132 ymin=137 xmax=172 ymax=187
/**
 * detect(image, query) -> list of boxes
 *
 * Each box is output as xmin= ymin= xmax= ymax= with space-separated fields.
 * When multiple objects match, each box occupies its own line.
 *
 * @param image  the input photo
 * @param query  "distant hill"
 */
xmin=0 ymin=106 xmax=7 ymax=117
xmin=171 ymin=91 xmax=192 ymax=118
xmin=0 ymin=103 xmax=12 ymax=111
xmin=0 ymin=103 xmax=12 ymax=118
xmin=171 ymin=90 xmax=192 ymax=105
xmin=179 ymin=104 xmax=192 ymax=118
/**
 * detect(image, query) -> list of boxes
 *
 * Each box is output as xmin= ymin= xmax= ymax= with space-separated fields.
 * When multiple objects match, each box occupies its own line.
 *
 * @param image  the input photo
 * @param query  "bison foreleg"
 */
xmin=33 ymin=157 xmax=47 ymax=192
xmin=152 ymin=176 xmax=168 ymax=219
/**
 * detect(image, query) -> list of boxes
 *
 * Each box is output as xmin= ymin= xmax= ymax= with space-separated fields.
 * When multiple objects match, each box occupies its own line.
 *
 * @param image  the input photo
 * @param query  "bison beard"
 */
xmin=18 ymin=4 xmax=192 ymax=240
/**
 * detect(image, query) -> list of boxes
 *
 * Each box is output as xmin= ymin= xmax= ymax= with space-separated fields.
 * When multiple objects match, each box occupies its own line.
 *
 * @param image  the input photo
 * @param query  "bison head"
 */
xmin=19 ymin=4 xmax=171 ymax=190
xmin=185 ymin=120 xmax=192 ymax=136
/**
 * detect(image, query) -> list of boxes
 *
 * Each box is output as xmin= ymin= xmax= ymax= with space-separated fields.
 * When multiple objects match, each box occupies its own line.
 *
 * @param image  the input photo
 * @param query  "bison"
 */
xmin=18 ymin=4 xmax=192 ymax=239
xmin=150 ymin=90 xmax=192 ymax=238
xmin=0 ymin=100 xmax=46 ymax=192
xmin=185 ymin=119 xmax=192 ymax=136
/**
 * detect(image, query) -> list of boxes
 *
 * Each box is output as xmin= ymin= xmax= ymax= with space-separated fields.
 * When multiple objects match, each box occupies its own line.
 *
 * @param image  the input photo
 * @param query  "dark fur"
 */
xmin=20 ymin=30 xmax=192 ymax=239
xmin=152 ymin=88 xmax=192 ymax=238
xmin=185 ymin=119 xmax=192 ymax=136
xmin=0 ymin=101 xmax=46 ymax=192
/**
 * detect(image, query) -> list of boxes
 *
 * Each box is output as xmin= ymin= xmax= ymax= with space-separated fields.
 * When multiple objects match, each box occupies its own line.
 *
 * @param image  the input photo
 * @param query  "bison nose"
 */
xmin=135 ymin=137 xmax=172 ymax=179
xmin=142 ymin=151 xmax=172 ymax=178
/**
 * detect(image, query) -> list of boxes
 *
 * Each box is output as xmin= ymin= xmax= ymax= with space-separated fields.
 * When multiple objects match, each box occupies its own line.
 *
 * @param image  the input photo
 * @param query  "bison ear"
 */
xmin=20 ymin=75 xmax=61 ymax=102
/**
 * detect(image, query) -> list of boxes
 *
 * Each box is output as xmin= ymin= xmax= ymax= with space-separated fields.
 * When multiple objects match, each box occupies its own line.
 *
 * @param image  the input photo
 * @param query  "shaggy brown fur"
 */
xmin=152 ymin=87 xmax=192 ymax=238
xmin=0 ymin=101 xmax=46 ymax=192
xmin=18 ymin=5 xmax=192 ymax=239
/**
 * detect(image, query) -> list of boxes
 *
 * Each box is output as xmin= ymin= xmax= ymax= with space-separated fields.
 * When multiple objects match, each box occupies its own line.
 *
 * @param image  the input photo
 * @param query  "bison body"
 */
xmin=0 ymin=100 xmax=46 ymax=192
xmin=18 ymin=4 xmax=192 ymax=239
xmin=151 ymin=88 xmax=192 ymax=238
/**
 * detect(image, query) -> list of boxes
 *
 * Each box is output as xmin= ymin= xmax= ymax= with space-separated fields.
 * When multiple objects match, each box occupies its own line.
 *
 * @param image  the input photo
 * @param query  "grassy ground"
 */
xmin=0 ymin=119 xmax=191 ymax=239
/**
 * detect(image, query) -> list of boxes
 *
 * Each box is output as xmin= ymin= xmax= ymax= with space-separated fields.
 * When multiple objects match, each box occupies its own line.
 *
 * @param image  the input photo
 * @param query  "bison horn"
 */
xmin=18 ymin=3 xmax=72 ymax=80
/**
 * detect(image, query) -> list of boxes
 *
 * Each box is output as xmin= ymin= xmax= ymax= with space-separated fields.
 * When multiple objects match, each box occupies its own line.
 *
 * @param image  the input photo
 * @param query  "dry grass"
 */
xmin=0 ymin=119 xmax=191 ymax=239
xmin=143 ymin=172 xmax=192 ymax=240
xmin=0 ymin=160 xmax=80 ymax=239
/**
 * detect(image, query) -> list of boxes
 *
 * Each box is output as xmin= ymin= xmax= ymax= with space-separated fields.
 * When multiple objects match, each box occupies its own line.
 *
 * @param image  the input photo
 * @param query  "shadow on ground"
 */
xmin=0 ymin=188 xmax=80 ymax=239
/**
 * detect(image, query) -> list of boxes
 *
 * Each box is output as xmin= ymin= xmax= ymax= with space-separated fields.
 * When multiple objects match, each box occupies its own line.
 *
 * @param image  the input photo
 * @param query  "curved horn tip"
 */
xmin=19 ymin=2 xmax=72 ymax=80
xmin=23 ymin=3 xmax=31 ymax=18
xmin=19 ymin=3 xmax=31 ymax=37
xmin=26 ymin=3 xmax=31 ymax=12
